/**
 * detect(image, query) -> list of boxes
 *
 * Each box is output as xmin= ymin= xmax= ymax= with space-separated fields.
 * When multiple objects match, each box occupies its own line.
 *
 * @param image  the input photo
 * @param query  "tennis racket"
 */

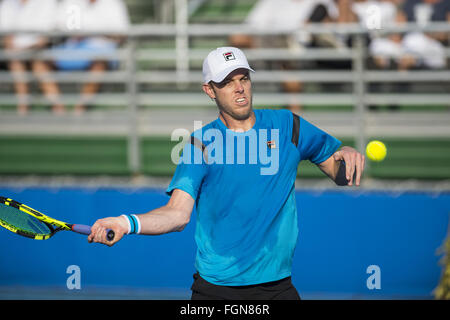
xmin=0 ymin=196 xmax=114 ymax=241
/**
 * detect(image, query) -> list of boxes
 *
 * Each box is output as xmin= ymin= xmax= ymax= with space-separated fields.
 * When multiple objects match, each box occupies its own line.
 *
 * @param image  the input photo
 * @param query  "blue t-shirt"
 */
xmin=167 ymin=109 xmax=341 ymax=286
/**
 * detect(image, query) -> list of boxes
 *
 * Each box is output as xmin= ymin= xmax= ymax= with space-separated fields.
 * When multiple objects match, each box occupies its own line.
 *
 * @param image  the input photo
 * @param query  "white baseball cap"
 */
xmin=202 ymin=47 xmax=255 ymax=84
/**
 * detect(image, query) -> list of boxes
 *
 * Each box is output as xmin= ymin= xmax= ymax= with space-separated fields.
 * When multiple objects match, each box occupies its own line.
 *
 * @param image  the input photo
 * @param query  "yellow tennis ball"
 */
xmin=366 ymin=140 xmax=387 ymax=162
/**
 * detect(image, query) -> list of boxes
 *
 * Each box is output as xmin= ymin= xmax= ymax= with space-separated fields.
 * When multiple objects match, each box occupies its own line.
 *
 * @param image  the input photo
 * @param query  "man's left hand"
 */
xmin=333 ymin=146 xmax=365 ymax=186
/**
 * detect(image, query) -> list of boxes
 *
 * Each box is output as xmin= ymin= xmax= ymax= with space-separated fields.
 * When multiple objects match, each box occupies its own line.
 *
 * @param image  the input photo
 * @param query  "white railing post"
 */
xmin=126 ymin=36 xmax=140 ymax=174
xmin=175 ymin=0 xmax=189 ymax=87
xmin=353 ymin=34 xmax=367 ymax=156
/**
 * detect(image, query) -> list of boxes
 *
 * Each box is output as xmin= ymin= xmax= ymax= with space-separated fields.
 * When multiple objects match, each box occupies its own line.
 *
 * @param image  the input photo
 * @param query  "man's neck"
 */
xmin=219 ymin=110 xmax=256 ymax=132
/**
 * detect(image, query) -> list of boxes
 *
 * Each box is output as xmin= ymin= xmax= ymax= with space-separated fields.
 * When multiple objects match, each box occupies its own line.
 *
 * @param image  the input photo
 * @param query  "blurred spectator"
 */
xmin=358 ymin=0 xmax=448 ymax=71
xmin=404 ymin=0 xmax=450 ymax=32
xmin=229 ymin=0 xmax=338 ymax=54
xmin=349 ymin=0 xmax=449 ymax=113
xmin=238 ymin=0 xmax=344 ymax=55
xmin=54 ymin=0 xmax=130 ymax=115
xmin=351 ymin=0 xmax=405 ymax=69
xmin=245 ymin=0 xmax=339 ymax=33
xmin=0 ymin=0 xmax=64 ymax=115
xmin=352 ymin=1 xmax=405 ymax=111
xmin=401 ymin=0 xmax=449 ymax=69
xmin=230 ymin=0 xmax=342 ymax=114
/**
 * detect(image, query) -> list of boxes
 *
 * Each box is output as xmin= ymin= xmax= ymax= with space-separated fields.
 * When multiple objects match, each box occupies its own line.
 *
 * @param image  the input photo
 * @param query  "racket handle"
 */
xmin=72 ymin=224 xmax=115 ymax=241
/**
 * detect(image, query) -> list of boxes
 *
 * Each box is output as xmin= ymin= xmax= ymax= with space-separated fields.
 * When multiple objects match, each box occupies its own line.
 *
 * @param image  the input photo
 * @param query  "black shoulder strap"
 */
xmin=291 ymin=113 xmax=300 ymax=147
xmin=190 ymin=136 xmax=208 ymax=163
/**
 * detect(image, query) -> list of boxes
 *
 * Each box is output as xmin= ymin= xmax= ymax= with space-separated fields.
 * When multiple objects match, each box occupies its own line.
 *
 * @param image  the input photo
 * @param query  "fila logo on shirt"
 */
xmin=223 ymin=52 xmax=236 ymax=61
xmin=267 ymin=141 xmax=276 ymax=149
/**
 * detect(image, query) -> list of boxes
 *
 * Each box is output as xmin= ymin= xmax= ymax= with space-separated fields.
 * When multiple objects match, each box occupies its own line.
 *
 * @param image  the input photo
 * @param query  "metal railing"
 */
xmin=0 ymin=22 xmax=449 ymax=173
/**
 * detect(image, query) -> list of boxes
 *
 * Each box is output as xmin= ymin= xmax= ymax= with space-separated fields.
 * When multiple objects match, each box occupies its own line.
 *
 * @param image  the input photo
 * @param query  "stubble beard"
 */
xmin=216 ymin=95 xmax=253 ymax=121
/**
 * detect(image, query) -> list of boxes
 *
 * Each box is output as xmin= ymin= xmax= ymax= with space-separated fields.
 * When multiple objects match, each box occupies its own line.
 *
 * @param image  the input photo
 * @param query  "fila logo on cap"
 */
xmin=202 ymin=47 xmax=255 ymax=84
xmin=223 ymin=52 xmax=236 ymax=61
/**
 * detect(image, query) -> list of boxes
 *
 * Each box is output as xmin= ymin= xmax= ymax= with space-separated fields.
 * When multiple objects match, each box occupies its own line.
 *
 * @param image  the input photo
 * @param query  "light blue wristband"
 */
xmin=121 ymin=214 xmax=141 ymax=234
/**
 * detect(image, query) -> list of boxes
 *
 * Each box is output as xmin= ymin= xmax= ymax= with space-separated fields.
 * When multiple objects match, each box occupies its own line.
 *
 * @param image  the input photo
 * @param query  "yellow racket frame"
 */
xmin=0 ymin=197 xmax=72 ymax=240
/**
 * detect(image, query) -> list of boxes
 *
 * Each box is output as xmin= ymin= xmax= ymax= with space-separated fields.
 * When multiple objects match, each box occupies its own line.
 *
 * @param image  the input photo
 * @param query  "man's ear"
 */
xmin=202 ymin=83 xmax=216 ymax=100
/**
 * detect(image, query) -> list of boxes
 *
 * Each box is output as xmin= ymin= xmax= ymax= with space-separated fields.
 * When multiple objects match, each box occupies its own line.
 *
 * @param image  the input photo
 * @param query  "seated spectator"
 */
xmin=359 ymin=0 xmax=448 ymax=110
xmin=401 ymin=0 xmax=449 ymax=69
xmin=351 ymin=0 xmax=415 ymax=111
xmin=54 ymin=0 xmax=130 ymax=115
xmin=0 ymin=0 xmax=64 ymax=115
xmin=229 ymin=0 xmax=342 ymax=114
xmin=364 ymin=0 xmax=448 ymax=70
xmin=351 ymin=0 xmax=405 ymax=68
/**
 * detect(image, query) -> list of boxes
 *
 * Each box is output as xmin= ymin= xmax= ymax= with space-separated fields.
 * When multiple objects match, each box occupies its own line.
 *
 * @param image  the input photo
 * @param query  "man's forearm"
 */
xmin=133 ymin=205 xmax=191 ymax=235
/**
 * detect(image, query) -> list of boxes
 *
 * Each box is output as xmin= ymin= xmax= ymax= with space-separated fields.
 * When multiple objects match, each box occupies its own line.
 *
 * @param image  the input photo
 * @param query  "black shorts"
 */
xmin=191 ymin=273 xmax=301 ymax=300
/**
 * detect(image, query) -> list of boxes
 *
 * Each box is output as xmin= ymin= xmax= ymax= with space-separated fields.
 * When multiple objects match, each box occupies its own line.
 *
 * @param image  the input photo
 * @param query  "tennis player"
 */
xmin=88 ymin=47 xmax=365 ymax=300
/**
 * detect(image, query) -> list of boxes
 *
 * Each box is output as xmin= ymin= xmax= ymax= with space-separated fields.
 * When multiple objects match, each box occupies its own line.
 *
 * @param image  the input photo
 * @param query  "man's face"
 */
xmin=203 ymin=68 xmax=253 ymax=121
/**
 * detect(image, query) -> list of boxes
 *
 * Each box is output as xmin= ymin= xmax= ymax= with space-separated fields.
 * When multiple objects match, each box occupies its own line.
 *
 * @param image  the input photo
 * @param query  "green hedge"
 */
xmin=0 ymin=136 xmax=449 ymax=179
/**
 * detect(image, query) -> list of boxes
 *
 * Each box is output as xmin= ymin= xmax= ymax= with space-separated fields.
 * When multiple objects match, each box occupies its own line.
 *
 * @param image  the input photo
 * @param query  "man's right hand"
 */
xmin=88 ymin=216 xmax=129 ymax=246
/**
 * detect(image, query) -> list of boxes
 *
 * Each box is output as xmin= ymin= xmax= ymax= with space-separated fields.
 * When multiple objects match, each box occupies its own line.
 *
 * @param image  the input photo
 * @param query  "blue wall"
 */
xmin=0 ymin=187 xmax=449 ymax=299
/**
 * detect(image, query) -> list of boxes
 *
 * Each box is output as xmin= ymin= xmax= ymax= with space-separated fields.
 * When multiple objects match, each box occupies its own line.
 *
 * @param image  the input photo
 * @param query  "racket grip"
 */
xmin=72 ymin=224 xmax=115 ymax=241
